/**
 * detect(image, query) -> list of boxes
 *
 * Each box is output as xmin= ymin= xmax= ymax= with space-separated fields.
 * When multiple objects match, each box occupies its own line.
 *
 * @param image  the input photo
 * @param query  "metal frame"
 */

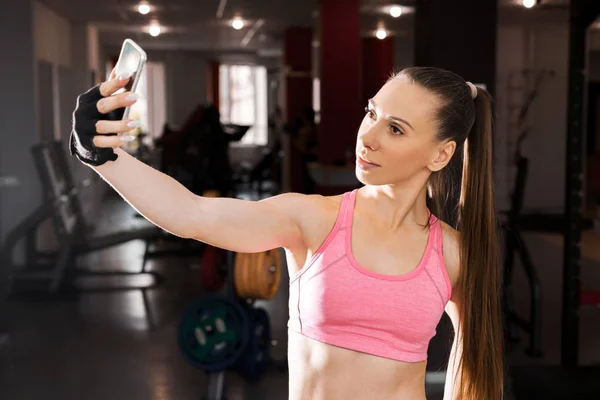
xmin=4 ymin=141 xmax=166 ymax=296
xmin=503 ymin=157 xmax=543 ymax=357
xmin=561 ymin=0 xmax=600 ymax=367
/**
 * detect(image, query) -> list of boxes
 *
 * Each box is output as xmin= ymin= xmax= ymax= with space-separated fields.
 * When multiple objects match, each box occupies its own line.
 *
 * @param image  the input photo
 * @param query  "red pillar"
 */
xmin=207 ymin=60 xmax=220 ymax=108
xmin=362 ymin=37 xmax=395 ymax=111
xmin=283 ymin=27 xmax=313 ymax=122
xmin=283 ymin=27 xmax=313 ymax=193
xmin=319 ymin=0 xmax=361 ymax=166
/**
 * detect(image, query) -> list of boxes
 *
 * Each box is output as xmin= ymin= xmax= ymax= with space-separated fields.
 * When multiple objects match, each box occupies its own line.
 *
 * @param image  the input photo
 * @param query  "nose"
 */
xmin=358 ymin=125 xmax=380 ymax=152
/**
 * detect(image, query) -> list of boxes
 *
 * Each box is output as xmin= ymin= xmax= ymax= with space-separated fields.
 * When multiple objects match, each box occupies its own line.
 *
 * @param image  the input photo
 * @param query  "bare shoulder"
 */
xmin=260 ymin=192 xmax=342 ymax=216
xmin=261 ymin=192 xmax=344 ymax=237
xmin=261 ymin=192 xmax=345 ymax=268
xmin=439 ymin=220 xmax=461 ymax=291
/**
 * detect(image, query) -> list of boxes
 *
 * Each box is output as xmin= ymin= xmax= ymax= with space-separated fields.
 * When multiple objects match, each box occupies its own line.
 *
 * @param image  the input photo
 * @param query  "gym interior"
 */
xmin=1 ymin=0 xmax=600 ymax=399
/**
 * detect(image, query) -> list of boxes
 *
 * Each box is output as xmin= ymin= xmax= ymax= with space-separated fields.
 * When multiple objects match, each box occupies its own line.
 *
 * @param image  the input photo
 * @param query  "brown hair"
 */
xmin=396 ymin=67 xmax=504 ymax=399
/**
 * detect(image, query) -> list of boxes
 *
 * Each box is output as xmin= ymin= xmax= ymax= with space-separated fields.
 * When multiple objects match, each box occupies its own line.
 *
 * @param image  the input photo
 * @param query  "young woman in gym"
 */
xmin=70 ymin=66 xmax=504 ymax=399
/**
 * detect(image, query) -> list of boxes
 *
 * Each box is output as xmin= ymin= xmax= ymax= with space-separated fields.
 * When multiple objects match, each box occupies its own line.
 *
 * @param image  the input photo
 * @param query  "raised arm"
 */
xmin=71 ymin=74 xmax=306 ymax=254
xmin=95 ymin=149 xmax=305 ymax=252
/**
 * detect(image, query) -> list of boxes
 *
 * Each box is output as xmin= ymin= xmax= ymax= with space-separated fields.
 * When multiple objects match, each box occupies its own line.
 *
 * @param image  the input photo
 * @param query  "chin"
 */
xmin=355 ymin=166 xmax=386 ymax=186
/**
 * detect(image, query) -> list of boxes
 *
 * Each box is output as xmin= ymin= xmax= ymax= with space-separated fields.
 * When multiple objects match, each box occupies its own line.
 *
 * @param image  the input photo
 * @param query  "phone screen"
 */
xmin=114 ymin=41 xmax=143 ymax=95
xmin=113 ymin=40 xmax=146 ymax=123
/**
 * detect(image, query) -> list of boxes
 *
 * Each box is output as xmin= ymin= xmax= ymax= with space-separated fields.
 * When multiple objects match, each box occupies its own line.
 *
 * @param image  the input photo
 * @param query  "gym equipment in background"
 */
xmin=1 ymin=140 xmax=165 ymax=296
xmin=233 ymin=250 xmax=282 ymax=300
xmin=179 ymin=245 xmax=283 ymax=399
xmin=236 ymin=306 xmax=271 ymax=380
xmin=200 ymin=246 xmax=227 ymax=292
xmin=502 ymin=157 xmax=543 ymax=357
xmin=178 ymin=295 xmax=250 ymax=372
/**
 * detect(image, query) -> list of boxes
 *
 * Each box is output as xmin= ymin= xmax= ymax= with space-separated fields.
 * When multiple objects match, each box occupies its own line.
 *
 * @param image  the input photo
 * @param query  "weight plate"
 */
xmin=178 ymin=295 xmax=249 ymax=372
xmin=239 ymin=307 xmax=271 ymax=380
xmin=264 ymin=249 xmax=282 ymax=300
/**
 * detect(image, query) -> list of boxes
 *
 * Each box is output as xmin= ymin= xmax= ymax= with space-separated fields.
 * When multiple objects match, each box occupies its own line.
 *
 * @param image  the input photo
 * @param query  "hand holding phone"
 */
xmin=69 ymin=39 xmax=147 ymax=166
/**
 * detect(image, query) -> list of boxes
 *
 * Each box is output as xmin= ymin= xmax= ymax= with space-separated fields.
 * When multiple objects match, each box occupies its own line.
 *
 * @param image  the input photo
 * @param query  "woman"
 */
xmin=70 ymin=66 xmax=504 ymax=399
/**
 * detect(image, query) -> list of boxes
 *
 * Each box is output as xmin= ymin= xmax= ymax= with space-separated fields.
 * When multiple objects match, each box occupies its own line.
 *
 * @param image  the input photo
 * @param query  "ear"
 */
xmin=428 ymin=140 xmax=456 ymax=172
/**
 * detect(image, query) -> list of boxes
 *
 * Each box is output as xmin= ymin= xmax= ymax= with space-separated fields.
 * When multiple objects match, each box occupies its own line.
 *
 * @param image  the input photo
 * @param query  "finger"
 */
xmin=93 ymin=134 xmax=136 ymax=148
xmin=99 ymin=72 xmax=132 ymax=97
xmin=96 ymin=91 xmax=139 ymax=115
xmin=96 ymin=119 xmax=143 ymax=134
xmin=109 ymin=67 xmax=117 ymax=80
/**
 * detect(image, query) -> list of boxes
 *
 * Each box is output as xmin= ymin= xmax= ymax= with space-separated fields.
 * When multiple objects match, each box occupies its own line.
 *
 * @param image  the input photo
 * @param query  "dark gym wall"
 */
xmin=0 ymin=0 xmax=39 ymax=244
xmin=394 ymin=17 xmax=415 ymax=71
xmin=415 ymin=0 xmax=498 ymax=96
xmin=362 ymin=37 xmax=395 ymax=112
xmin=0 ymin=0 xmax=107 ymax=246
xmin=494 ymin=12 xmax=570 ymax=212
xmin=130 ymin=49 xmax=209 ymax=129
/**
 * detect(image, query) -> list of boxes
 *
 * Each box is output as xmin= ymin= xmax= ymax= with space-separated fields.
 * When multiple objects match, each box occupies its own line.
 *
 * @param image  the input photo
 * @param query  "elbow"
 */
xmin=176 ymin=193 xmax=208 ymax=240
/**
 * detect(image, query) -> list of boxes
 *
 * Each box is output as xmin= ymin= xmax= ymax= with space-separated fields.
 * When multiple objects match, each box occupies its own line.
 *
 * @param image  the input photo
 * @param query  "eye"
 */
xmin=364 ymin=107 xmax=376 ymax=120
xmin=390 ymin=125 xmax=403 ymax=135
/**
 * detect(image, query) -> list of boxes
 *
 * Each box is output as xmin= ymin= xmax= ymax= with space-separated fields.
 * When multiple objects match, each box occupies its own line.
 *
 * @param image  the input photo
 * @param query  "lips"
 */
xmin=356 ymin=155 xmax=380 ymax=170
xmin=357 ymin=155 xmax=380 ymax=167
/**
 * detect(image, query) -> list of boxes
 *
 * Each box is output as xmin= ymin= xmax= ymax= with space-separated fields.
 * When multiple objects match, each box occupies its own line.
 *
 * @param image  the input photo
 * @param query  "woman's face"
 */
xmin=355 ymin=77 xmax=453 ymax=186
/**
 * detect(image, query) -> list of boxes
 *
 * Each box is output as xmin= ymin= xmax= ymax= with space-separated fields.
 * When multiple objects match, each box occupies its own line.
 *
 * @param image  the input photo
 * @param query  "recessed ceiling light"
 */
xmin=232 ymin=16 xmax=244 ymax=30
xmin=149 ymin=23 xmax=161 ymax=37
xmin=138 ymin=2 xmax=151 ymax=15
xmin=390 ymin=6 xmax=402 ymax=18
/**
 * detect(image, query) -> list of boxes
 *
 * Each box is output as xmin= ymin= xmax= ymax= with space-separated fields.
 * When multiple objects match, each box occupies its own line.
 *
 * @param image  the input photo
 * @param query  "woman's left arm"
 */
xmin=443 ymin=290 xmax=462 ymax=400
xmin=440 ymin=224 xmax=462 ymax=400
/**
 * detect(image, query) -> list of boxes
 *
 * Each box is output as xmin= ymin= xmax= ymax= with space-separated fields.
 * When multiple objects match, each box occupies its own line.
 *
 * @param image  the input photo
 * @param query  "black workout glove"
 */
xmin=69 ymin=85 xmax=124 ymax=166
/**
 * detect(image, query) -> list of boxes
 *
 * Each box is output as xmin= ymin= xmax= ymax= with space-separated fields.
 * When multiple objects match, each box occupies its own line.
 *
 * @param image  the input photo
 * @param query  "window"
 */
xmin=219 ymin=64 xmax=268 ymax=146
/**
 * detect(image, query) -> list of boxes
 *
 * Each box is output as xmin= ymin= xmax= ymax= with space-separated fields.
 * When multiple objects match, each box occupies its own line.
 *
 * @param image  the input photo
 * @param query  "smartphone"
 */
xmin=113 ymin=38 xmax=147 ymax=120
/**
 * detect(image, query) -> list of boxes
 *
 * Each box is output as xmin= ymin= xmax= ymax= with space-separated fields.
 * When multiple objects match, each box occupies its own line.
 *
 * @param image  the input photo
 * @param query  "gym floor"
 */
xmin=1 ymin=188 xmax=599 ymax=400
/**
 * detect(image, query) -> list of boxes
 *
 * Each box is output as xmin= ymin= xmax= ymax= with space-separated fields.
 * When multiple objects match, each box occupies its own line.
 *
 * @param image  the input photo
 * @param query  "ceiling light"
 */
xmin=522 ymin=0 xmax=536 ymax=8
xmin=149 ymin=23 xmax=161 ymax=37
xmin=390 ymin=6 xmax=402 ymax=18
xmin=232 ymin=17 xmax=244 ymax=30
xmin=376 ymin=28 xmax=387 ymax=40
xmin=138 ymin=2 xmax=151 ymax=15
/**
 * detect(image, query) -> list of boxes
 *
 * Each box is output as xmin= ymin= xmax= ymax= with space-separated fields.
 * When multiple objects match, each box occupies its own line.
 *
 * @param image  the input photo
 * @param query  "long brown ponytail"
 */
xmin=455 ymin=87 xmax=504 ymax=399
xmin=398 ymin=67 xmax=504 ymax=399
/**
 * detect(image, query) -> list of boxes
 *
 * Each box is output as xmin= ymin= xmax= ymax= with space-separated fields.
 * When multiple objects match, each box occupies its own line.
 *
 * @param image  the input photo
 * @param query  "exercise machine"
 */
xmin=1 ymin=140 xmax=164 ymax=296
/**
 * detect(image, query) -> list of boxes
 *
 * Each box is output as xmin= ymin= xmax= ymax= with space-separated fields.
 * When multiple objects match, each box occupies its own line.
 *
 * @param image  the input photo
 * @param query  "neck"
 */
xmin=359 ymin=179 xmax=430 ymax=231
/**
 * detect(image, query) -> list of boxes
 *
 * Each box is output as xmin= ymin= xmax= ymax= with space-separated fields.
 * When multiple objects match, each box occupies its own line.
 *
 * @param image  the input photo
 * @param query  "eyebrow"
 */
xmin=368 ymin=99 xmax=414 ymax=131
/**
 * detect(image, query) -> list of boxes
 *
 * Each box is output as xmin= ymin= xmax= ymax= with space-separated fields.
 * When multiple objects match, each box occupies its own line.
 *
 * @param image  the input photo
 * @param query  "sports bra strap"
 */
xmin=341 ymin=189 xmax=358 ymax=229
xmin=430 ymin=213 xmax=443 ymax=255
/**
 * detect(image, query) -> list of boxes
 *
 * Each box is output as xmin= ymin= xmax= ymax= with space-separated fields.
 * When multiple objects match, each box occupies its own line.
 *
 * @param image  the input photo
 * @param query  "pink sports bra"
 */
xmin=288 ymin=189 xmax=453 ymax=363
